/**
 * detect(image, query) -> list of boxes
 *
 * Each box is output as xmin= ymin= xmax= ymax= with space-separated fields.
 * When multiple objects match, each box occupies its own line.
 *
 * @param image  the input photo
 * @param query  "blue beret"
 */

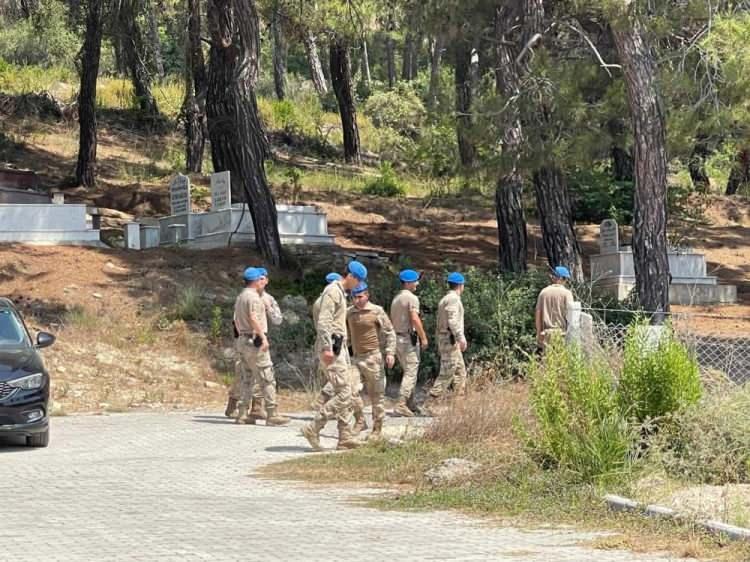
xmin=399 ymin=269 xmax=420 ymax=283
xmin=352 ymin=282 xmax=368 ymax=295
xmin=325 ymin=272 xmax=342 ymax=284
xmin=243 ymin=267 xmax=262 ymax=282
xmin=553 ymin=266 xmax=571 ymax=279
xmin=347 ymin=260 xmax=368 ymax=281
xmin=257 ymin=267 xmax=268 ymax=277
xmin=447 ymin=272 xmax=465 ymax=285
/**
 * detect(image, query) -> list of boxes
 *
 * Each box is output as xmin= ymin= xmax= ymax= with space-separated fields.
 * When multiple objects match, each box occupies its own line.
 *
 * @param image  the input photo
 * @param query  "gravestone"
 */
xmin=599 ymin=219 xmax=619 ymax=254
xmin=169 ymin=174 xmax=191 ymax=215
xmin=210 ymin=171 xmax=231 ymax=212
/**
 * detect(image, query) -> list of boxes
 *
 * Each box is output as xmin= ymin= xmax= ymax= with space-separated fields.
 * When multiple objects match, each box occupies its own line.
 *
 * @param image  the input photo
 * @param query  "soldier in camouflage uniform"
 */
xmin=301 ymin=261 xmax=368 ymax=451
xmin=233 ymin=267 xmax=289 ymax=426
xmin=347 ymin=282 xmax=396 ymax=439
xmin=311 ymin=273 xmax=342 ymax=410
xmin=426 ymin=272 xmax=468 ymax=405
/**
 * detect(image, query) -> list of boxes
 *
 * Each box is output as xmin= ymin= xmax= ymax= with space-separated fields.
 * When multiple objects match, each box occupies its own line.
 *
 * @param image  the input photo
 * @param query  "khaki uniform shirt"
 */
xmin=261 ymin=292 xmax=283 ymax=326
xmin=347 ymin=302 xmax=397 ymax=357
xmin=390 ymin=290 xmax=420 ymax=334
xmin=233 ymin=287 xmax=265 ymax=335
xmin=437 ymin=290 xmax=465 ymax=342
xmin=536 ymin=284 xmax=574 ymax=332
xmin=316 ymin=281 xmax=348 ymax=351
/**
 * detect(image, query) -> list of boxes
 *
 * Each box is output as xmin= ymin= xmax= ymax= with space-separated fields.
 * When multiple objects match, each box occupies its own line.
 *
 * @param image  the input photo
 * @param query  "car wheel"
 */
xmin=27 ymin=429 xmax=49 ymax=448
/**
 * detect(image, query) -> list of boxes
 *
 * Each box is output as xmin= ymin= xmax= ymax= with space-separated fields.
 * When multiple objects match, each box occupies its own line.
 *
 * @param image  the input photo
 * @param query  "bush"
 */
xmin=362 ymin=163 xmax=406 ymax=197
xmin=406 ymin=120 xmax=458 ymax=177
xmin=650 ymin=385 xmax=750 ymax=484
xmin=567 ymin=166 xmax=634 ymax=225
xmin=526 ymin=338 xmax=637 ymax=482
xmin=363 ymin=83 xmax=426 ymax=138
xmin=618 ymin=320 xmax=702 ymax=423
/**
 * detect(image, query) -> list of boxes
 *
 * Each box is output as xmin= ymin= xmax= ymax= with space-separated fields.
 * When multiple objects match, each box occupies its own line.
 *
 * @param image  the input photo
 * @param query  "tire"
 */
xmin=26 ymin=429 xmax=49 ymax=448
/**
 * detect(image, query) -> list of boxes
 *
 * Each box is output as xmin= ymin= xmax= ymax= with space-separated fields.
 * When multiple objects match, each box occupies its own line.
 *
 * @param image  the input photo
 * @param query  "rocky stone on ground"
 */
xmin=424 ymin=458 xmax=480 ymax=487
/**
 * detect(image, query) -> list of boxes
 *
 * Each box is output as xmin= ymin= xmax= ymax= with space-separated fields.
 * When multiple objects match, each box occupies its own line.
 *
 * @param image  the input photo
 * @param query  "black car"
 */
xmin=0 ymin=297 xmax=55 ymax=447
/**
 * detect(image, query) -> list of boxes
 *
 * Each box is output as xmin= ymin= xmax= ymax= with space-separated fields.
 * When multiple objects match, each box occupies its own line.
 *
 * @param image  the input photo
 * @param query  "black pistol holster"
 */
xmin=332 ymin=334 xmax=344 ymax=356
xmin=448 ymin=329 xmax=456 ymax=346
xmin=253 ymin=334 xmax=263 ymax=348
xmin=409 ymin=330 xmax=418 ymax=347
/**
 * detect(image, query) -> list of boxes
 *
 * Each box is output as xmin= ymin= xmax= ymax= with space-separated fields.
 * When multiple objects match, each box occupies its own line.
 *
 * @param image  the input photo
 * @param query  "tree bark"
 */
xmin=401 ymin=32 xmax=417 ymax=81
xmin=427 ymin=35 xmax=444 ymax=111
xmin=206 ymin=0 xmax=283 ymax=266
xmin=184 ymin=0 xmax=206 ymax=173
xmin=385 ymin=35 xmax=396 ymax=88
xmin=146 ymin=0 xmax=165 ymax=79
xmin=119 ymin=0 xmax=159 ymax=114
xmin=612 ymin=146 xmax=634 ymax=182
xmin=329 ymin=39 xmax=360 ymax=163
xmin=494 ymin=6 xmax=527 ymax=273
xmin=454 ymin=35 xmax=475 ymax=169
xmin=533 ymin=167 xmax=584 ymax=281
xmin=75 ymin=0 xmax=104 ymax=188
xmin=361 ymin=38 xmax=372 ymax=86
xmin=302 ymin=30 xmax=328 ymax=97
xmin=726 ymin=148 xmax=750 ymax=195
xmin=612 ymin=12 xmax=670 ymax=314
xmin=271 ymin=4 xmax=287 ymax=100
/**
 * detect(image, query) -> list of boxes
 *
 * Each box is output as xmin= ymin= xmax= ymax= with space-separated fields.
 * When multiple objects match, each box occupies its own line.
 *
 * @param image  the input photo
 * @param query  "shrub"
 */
xmin=406 ymin=120 xmax=458 ymax=177
xmin=618 ymin=320 xmax=702 ymax=423
xmin=567 ymin=166 xmax=634 ymax=225
xmin=362 ymin=163 xmax=406 ymax=197
xmin=526 ymin=337 xmax=637 ymax=482
xmin=174 ymin=286 xmax=203 ymax=321
xmin=649 ymin=384 xmax=750 ymax=484
xmin=363 ymin=83 xmax=426 ymax=138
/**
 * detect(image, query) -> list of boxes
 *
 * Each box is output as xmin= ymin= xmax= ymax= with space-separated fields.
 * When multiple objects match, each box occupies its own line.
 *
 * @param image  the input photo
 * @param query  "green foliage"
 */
xmin=174 ymin=286 xmax=204 ymax=322
xmin=0 ymin=60 xmax=75 ymax=95
xmin=526 ymin=337 xmax=637 ymax=482
xmin=0 ymin=0 xmax=79 ymax=67
xmin=619 ymin=320 xmax=702 ymax=423
xmin=210 ymin=306 xmax=223 ymax=341
xmin=567 ymin=166 xmax=634 ymax=225
xmin=363 ymin=83 xmax=426 ymax=137
xmin=649 ymin=384 xmax=750 ymax=484
xmin=362 ymin=163 xmax=406 ymax=197
xmin=406 ymin=119 xmax=458 ymax=177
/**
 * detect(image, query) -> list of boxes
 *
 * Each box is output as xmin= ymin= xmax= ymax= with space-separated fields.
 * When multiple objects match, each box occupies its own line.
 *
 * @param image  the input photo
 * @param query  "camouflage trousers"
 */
xmin=235 ymin=336 xmax=277 ymax=410
xmin=395 ymin=335 xmax=420 ymax=401
xmin=429 ymin=338 xmax=467 ymax=398
xmin=351 ymin=350 xmax=386 ymax=423
xmin=228 ymin=359 xmax=260 ymax=400
xmin=309 ymin=347 xmax=354 ymax=438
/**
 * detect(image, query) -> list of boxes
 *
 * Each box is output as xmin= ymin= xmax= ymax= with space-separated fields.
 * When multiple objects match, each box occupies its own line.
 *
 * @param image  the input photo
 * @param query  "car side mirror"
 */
xmin=35 ymin=332 xmax=55 ymax=349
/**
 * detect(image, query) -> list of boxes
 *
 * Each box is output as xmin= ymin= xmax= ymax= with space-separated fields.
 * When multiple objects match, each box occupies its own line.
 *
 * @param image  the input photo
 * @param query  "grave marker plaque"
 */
xmin=170 ymin=174 xmax=191 ymax=215
xmin=599 ymin=219 xmax=619 ymax=254
xmin=210 ymin=171 xmax=231 ymax=212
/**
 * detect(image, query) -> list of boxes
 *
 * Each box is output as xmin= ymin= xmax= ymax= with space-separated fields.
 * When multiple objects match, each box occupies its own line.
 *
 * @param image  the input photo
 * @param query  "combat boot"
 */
xmin=393 ymin=399 xmax=415 ymax=418
xmin=248 ymin=398 xmax=267 ymax=423
xmin=368 ymin=419 xmax=383 ymax=441
xmin=235 ymin=401 xmax=250 ymax=424
xmin=352 ymin=413 xmax=368 ymax=434
xmin=265 ymin=407 xmax=290 ymax=426
xmin=336 ymin=423 xmax=363 ymax=450
xmin=224 ymin=397 xmax=238 ymax=418
xmin=301 ymin=424 xmax=323 ymax=452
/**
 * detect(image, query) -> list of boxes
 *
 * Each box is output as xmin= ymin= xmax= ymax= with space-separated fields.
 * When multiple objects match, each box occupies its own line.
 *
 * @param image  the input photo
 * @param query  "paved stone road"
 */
xmin=0 ymin=413 xmax=691 ymax=561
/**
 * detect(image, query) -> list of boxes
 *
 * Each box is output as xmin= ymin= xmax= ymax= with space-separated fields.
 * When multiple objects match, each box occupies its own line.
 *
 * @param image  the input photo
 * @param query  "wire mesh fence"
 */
xmin=581 ymin=308 xmax=750 ymax=385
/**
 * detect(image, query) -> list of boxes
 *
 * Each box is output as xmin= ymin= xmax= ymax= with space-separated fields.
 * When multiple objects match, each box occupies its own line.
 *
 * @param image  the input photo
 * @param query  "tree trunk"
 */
xmin=385 ymin=35 xmax=396 ymax=89
xmin=533 ymin=167 xmax=584 ymax=282
xmin=146 ymin=0 xmax=165 ymax=79
xmin=688 ymin=140 xmax=711 ymax=192
xmin=271 ymin=4 xmax=287 ymax=100
xmin=612 ymin=12 xmax=670 ymax=315
xmin=74 ymin=0 xmax=104 ymax=188
xmin=302 ymin=29 xmax=328 ymax=96
xmin=206 ymin=0 xmax=283 ymax=266
xmin=726 ymin=148 xmax=750 ymax=195
xmin=329 ymin=39 xmax=360 ymax=164
xmin=401 ymin=32 xmax=416 ymax=81
xmin=428 ymin=35 xmax=444 ymax=111
xmin=184 ymin=0 xmax=206 ymax=173
xmin=493 ymin=6 xmax=528 ymax=273
xmin=119 ymin=0 xmax=159 ymax=114
xmin=361 ymin=39 xmax=371 ymax=86
xmin=612 ymin=146 xmax=634 ymax=181
xmin=454 ymin=36 xmax=475 ymax=169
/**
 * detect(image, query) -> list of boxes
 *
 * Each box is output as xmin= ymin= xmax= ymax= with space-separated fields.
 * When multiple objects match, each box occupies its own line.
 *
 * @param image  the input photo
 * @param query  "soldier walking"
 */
xmin=301 ymin=261 xmax=368 ymax=451
xmin=311 ymin=272 xmax=342 ymax=410
xmin=390 ymin=269 xmax=428 ymax=417
xmin=426 ymin=272 xmax=468 ymax=405
xmin=535 ymin=266 xmax=574 ymax=351
xmin=233 ymin=267 xmax=289 ymax=426
xmin=347 ymin=282 xmax=396 ymax=440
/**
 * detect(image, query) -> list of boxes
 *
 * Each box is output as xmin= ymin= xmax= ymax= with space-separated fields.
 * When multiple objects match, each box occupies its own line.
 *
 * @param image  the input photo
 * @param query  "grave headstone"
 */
xmin=210 ymin=171 xmax=231 ymax=212
xmin=124 ymin=223 xmax=141 ymax=250
xmin=169 ymin=174 xmax=191 ymax=215
xmin=599 ymin=219 xmax=619 ymax=254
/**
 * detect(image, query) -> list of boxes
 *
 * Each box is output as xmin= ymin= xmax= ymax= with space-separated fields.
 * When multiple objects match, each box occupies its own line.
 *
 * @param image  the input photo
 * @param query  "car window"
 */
xmin=0 ymin=309 xmax=28 ymax=346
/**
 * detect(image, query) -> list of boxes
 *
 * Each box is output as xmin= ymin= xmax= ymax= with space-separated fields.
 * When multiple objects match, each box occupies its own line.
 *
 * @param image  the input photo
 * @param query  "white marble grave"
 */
xmin=589 ymin=219 xmax=736 ymax=305
xmin=149 ymin=172 xmax=335 ymax=249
